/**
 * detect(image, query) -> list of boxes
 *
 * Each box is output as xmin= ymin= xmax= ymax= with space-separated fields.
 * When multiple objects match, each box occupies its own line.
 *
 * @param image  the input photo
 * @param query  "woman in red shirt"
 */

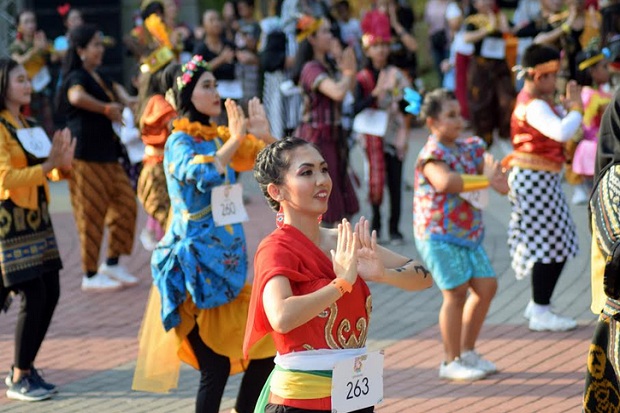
xmin=245 ymin=138 xmax=433 ymax=412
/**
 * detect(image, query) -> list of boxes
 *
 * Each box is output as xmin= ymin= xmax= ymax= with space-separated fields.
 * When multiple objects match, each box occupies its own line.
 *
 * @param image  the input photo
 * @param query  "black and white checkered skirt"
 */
xmin=507 ymin=167 xmax=579 ymax=279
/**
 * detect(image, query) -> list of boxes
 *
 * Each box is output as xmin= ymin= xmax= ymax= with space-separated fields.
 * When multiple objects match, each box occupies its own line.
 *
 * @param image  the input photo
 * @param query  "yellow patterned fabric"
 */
xmin=583 ymin=314 xmax=620 ymax=412
xmin=583 ymin=92 xmax=611 ymax=129
xmin=132 ymin=284 xmax=275 ymax=393
xmin=270 ymin=367 xmax=332 ymax=400
xmin=591 ymin=165 xmax=620 ymax=257
xmin=591 ymin=234 xmax=607 ymax=315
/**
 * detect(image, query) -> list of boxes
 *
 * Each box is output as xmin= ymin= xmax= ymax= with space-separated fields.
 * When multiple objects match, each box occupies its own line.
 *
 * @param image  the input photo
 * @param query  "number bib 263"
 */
xmin=211 ymin=183 xmax=249 ymax=227
xmin=331 ymin=350 xmax=384 ymax=412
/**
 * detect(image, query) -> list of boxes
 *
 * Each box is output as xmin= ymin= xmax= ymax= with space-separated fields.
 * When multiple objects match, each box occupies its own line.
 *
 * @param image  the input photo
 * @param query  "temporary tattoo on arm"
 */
xmin=393 ymin=259 xmax=430 ymax=278
xmin=414 ymin=265 xmax=431 ymax=278
xmin=394 ymin=259 xmax=414 ymax=273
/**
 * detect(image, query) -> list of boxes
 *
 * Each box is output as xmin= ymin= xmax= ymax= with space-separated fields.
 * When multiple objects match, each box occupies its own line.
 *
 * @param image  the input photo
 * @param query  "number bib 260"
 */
xmin=331 ymin=350 xmax=384 ymax=412
xmin=16 ymin=127 xmax=51 ymax=158
xmin=211 ymin=183 xmax=249 ymax=227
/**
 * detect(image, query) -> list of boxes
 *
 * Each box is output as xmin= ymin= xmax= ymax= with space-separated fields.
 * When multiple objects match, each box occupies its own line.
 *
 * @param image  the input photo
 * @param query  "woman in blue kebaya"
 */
xmin=133 ymin=55 xmax=276 ymax=413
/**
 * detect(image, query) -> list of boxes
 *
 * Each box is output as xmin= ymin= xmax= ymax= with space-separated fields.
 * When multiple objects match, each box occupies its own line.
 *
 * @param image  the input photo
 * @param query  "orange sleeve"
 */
xmin=230 ymin=135 xmax=266 ymax=172
xmin=141 ymin=95 xmax=177 ymax=147
xmin=0 ymin=126 xmax=46 ymax=191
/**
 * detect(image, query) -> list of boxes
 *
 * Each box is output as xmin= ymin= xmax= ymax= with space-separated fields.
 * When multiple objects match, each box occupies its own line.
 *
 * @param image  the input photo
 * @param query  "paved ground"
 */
xmin=0 ymin=127 xmax=596 ymax=412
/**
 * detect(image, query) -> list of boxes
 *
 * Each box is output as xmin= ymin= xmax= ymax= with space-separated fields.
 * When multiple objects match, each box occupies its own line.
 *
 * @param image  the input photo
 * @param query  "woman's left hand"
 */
xmin=354 ymin=217 xmax=384 ymax=282
xmin=59 ymin=128 xmax=77 ymax=170
xmin=246 ymin=97 xmax=275 ymax=142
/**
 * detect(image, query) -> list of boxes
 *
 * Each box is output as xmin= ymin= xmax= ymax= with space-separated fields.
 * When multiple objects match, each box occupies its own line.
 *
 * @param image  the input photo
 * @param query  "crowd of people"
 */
xmin=0 ymin=0 xmax=619 ymax=411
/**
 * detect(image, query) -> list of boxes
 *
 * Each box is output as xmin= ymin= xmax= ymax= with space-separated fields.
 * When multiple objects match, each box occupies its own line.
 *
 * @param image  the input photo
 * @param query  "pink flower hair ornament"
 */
xmin=177 ymin=55 xmax=211 ymax=92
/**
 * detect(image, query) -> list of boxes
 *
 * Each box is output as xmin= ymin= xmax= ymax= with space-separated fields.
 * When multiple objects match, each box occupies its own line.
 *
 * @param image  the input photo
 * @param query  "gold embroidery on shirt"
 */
xmin=0 ymin=206 xmax=12 ymax=237
xmin=323 ymin=297 xmax=371 ymax=349
xmin=13 ymin=208 xmax=25 ymax=232
xmin=26 ymin=209 xmax=41 ymax=231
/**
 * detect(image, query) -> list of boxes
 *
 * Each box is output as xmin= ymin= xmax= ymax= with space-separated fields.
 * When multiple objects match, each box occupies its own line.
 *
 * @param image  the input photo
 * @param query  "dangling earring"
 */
xmin=276 ymin=206 xmax=284 ymax=229
xmin=317 ymin=214 xmax=323 ymax=225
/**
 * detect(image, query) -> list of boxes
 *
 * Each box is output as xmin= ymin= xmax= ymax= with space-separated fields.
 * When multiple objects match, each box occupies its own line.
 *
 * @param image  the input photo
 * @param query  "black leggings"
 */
xmin=531 ymin=261 xmax=565 ymax=305
xmin=370 ymin=151 xmax=403 ymax=236
xmin=14 ymin=271 xmax=60 ymax=370
xmin=186 ymin=324 xmax=274 ymax=413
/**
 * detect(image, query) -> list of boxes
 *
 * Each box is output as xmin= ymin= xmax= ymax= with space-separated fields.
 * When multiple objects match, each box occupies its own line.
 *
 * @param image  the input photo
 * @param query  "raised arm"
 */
xmin=354 ymin=217 xmax=432 ymax=291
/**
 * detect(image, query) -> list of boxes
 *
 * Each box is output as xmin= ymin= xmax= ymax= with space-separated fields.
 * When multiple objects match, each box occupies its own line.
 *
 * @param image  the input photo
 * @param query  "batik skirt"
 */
xmin=0 ymin=187 xmax=62 ymax=288
xmin=583 ymin=298 xmax=620 ymax=412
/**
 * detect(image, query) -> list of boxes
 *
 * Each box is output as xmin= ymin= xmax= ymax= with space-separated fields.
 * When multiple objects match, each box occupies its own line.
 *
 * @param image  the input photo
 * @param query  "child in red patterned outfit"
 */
xmin=414 ymin=88 xmax=508 ymax=381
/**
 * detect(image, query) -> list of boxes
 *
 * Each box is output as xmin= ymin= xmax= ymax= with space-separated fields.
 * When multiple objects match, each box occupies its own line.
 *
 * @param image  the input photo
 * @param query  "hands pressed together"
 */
xmin=44 ymin=128 xmax=76 ymax=173
xmin=330 ymin=217 xmax=384 ymax=287
xmin=225 ymin=97 xmax=275 ymax=144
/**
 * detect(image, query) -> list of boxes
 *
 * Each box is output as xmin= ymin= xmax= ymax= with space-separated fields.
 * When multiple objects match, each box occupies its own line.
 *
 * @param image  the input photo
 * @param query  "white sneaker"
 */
xmin=461 ymin=350 xmax=498 ymax=375
xmin=139 ymin=228 xmax=158 ymax=251
xmin=571 ymin=185 xmax=588 ymax=205
xmin=81 ymin=273 xmax=123 ymax=292
xmin=439 ymin=358 xmax=486 ymax=381
xmin=523 ymin=301 xmax=534 ymax=320
xmin=529 ymin=310 xmax=577 ymax=332
xmin=98 ymin=263 xmax=139 ymax=286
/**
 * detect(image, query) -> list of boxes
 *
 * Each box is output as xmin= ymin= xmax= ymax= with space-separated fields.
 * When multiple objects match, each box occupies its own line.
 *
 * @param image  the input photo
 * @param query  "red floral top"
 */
xmin=414 ymin=135 xmax=485 ymax=248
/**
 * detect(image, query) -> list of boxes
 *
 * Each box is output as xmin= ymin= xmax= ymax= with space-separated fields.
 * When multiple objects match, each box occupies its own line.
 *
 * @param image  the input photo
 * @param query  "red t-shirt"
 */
xmin=244 ymin=224 xmax=371 ymax=409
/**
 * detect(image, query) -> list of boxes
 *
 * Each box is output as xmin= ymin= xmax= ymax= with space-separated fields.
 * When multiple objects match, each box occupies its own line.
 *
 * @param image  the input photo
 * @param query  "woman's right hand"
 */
xmin=44 ymin=128 xmax=74 ymax=171
xmin=339 ymin=47 xmax=357 ymax=75
xmin=330 ymin=219 xmax=359 ymax=286
xmin=225 ymin=98 xmax=247 ymax=140
xmin=564 ymin=80 xmax=583 ymax=112
xmin=33 ymin=31 xmax=48 ymax=52
xmin=219 ymin=47 xmax=235 ymax=64
xmin=104 ymin=103 xmax=123 ymax=123
xmin=372 ymin=69 xmax=392 ymax=98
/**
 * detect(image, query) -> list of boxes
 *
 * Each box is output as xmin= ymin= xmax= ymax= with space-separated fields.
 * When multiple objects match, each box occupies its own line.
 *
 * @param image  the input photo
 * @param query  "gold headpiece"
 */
xmin=296 ymin=16 xmax=322 ymax=43
xmin=578 ymin=53 xmax=605 ymax=71
xmin=513 ymin=60 xmax=560 ymax=80
xmin=140 ymin=46 xmax=174 ymax=74
xmin=529 ymin=60 xmax=560 ymax=77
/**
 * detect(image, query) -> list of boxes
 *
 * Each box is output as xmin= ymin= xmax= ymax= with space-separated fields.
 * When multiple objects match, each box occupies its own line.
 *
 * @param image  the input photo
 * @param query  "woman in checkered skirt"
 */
xmin=505 ymin=44 xmax=582 ymax=332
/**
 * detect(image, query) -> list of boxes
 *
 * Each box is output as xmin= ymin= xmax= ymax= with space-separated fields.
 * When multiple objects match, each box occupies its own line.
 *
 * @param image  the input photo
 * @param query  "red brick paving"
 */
xmin=0 ymin=194 xmax=595 ymax=412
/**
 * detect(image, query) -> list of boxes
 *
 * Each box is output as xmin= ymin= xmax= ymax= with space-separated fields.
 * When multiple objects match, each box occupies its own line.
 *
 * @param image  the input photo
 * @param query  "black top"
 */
xmin=193 ymin=39 xmax=237 ymax=81
xmin=465 ymin=22 xmax=507 ymax=59
xmin=61 ymin=68 xmax=122 ymax=162
xmin=514 ymin=17 xmax=583 ymax=79
xmin=388 ymin=5 xmax=417 ymax=79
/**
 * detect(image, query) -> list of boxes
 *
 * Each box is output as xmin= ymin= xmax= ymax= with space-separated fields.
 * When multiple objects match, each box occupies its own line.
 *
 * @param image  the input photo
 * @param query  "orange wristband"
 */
xmin=103 ymin=104 xmax=111 ymax=116
xmin=331 ymin=278 xmax=353 ymax=296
